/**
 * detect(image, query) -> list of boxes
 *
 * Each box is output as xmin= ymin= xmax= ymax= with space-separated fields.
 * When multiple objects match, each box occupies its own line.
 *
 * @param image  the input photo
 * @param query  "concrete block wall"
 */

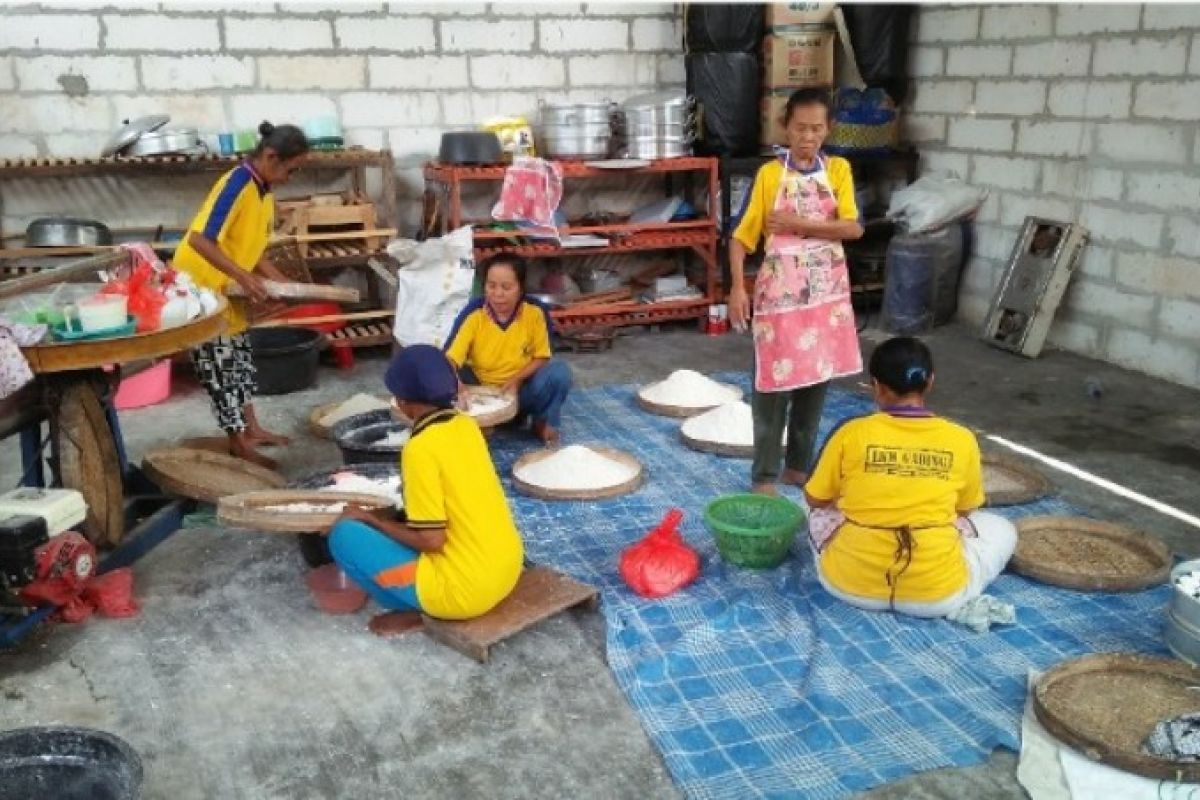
xmin=0 ymin=2 xmax=681 ymax=232
xmin=908 ymin=3 xmax=1200 ymax=388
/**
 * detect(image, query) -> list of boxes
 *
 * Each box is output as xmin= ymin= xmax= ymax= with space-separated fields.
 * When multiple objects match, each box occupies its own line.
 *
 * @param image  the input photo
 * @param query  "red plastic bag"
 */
xmin=620 ymin=509 xmax=700 ymax=599
xmin=82 ymin=568 xmax=140 ymax=618
xmin=100 ymin=262 xmax=166 ymax=333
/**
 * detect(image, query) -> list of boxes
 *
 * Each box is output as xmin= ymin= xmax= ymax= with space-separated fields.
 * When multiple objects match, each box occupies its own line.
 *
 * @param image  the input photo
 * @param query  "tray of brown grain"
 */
xmin=1033 ymin=653 xmax=1200 ymax=782
xmin=1011 ymin=516 xmax=1170 ymax=592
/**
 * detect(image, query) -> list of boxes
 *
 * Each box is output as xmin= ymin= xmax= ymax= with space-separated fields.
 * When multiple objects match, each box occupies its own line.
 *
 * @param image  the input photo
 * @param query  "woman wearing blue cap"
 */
xmin=325 ymin=345 xmax=524 ymax=636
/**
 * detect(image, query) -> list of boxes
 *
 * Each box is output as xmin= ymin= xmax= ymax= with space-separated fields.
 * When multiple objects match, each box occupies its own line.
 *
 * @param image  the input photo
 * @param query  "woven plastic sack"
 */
xmin=620 ymin=509 xmax=700 ymax=599
xmin=391 ymin=226 xmax=476 ymax=347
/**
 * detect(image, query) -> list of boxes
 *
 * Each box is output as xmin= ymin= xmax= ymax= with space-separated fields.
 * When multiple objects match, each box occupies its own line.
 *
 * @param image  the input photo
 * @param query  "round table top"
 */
xmin=21 ymin=297 xmax=228 ymax=374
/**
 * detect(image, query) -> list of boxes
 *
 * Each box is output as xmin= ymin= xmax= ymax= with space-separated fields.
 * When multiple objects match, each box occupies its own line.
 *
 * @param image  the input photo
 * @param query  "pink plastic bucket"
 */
xmin=114 ymin=361 xmax=172 ymax=410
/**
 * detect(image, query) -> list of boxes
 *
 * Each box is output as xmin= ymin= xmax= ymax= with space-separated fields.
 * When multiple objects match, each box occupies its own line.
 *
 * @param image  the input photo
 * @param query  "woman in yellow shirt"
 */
xmin=172 ymin=121 xmax=309 ymax=468
xmin=729 ymin=88 xmax=864 ymax=497
xmin=326 ymin=345 xmax=524 ymax=637
xmin=804 ymin=337 xmax=1017 ymax=618
xmin=444 ymin=255 xmax=572 ymax=444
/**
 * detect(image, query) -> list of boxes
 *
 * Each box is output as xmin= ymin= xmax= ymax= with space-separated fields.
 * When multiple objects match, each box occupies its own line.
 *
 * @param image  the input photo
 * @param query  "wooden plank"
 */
xmin=0 ymin=249 xmax=130 ymax=299
xmin=253 ymin=309 xmax=393 ymax=328
xmin=421 ymin=566 xmax=599 ymax=663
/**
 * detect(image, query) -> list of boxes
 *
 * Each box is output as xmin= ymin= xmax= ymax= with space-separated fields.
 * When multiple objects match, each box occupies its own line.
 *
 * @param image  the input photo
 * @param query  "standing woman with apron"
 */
xmin=172 ymin=121 xmax=309 ymax=469
xmin=728 ymin=88 xmax=864 ymax=495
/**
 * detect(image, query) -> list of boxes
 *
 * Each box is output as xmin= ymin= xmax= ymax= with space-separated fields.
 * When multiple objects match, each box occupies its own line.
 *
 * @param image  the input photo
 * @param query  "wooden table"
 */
xmin=19 ymin=301 xmax=228 ymax=546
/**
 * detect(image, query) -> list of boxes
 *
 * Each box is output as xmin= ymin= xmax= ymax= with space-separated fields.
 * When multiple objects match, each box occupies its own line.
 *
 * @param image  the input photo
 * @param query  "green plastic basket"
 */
xmin=704 ymin=493 xmax=805 ymax=569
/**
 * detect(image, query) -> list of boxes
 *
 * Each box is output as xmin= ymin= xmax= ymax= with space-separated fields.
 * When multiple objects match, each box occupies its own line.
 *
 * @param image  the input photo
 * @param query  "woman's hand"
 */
xmin=500 ymin=378 xmax=521 ymax=397
xmin=766 ymin=211 xmax=807 ymax=236
xmin=337 ymin=504 xmax=380 ymax=527
xmin=237 ymin=272 xmax=271 ymax=304
xmin=728 ymin=285 xmax=751 ymax=332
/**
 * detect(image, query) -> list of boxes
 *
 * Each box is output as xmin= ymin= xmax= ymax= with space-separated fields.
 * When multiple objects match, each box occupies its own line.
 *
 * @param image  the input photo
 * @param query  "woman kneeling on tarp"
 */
xmin=325 ymin=345 xmax=523 ymax=636
xmin=803 ymin=336 xmax=1017 ymax=617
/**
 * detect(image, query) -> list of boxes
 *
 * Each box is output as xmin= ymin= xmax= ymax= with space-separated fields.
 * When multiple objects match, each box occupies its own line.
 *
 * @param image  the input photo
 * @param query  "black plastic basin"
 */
xmin=247 ymin=327 xmax=321 ymax=396
xmin=331 ymin=409 xmax=410 ymax=466
xmin=0 ymin=726 xmax=142 ymax=800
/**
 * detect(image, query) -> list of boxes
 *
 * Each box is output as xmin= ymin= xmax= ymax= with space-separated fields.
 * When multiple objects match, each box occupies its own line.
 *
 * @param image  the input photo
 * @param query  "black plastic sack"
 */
xmin=683 ymin=4 xmax=764 ymax=53
xmin=687 ymin=52 xmax=761 ymax=157
xmin=842 ymin=4 xmax=915 ymax=105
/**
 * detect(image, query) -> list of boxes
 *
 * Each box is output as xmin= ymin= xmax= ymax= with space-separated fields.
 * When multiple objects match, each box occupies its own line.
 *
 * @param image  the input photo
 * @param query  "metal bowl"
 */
xmin=25 ymin=217 xmax=113 ymax=247
xmin=1167 ymin=559 xmax=1200 ymax=665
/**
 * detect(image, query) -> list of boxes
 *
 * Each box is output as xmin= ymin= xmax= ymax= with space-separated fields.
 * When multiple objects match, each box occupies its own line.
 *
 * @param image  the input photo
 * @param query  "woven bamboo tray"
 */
xmin=635 ymin=382 xmax=743 ymax=419
xmin=1033 ymin=653 xmax=1200 ymax=782
xmin=462 ymin=385 xmax=518 ymax=428
xmin=226 ymin=279 xmax=359 ymax=303
xmin=982 ymin=453 xmax=1053 ymax=506
xmin=217 ymin=489 xmax=394 ymax=533
xmin=679 ymin=428 xmax=753 ymax=459
xmin=511 ymin=446 xmax=644 ymax=501
xmin=143 ymin=447 xmax=286 ymax=504
xmin=1011 ymin=516 xmax=1170 ymax=592
xmin=308 ymin=396 xmax=391 ymax=439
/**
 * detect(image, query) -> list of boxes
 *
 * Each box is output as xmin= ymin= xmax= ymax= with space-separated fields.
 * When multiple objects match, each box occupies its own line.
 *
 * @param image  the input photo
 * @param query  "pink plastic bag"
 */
xmin=620 ymin=509 xmax=700 ymax=599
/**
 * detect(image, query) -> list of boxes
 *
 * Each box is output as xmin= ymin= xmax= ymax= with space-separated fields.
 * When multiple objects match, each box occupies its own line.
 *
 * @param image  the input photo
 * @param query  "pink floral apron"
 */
xmin=752 ymin=155 xmax=862 ymax=392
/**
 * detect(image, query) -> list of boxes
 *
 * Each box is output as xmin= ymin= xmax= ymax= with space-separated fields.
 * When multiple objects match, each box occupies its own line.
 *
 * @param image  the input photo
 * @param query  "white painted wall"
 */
xmin=908 ymin=3 xmax=1200 ymax=388
xmin=0 ymin=2 xmax=682 ymax=233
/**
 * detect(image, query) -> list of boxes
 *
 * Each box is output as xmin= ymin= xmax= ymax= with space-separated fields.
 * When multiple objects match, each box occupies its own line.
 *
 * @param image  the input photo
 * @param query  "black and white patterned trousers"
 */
xmin=191 ymin=333 xmax=257 ymax=433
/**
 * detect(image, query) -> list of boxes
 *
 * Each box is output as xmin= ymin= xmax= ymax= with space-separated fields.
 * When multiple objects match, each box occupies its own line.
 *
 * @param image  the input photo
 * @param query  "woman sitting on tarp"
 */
xmin=803 ymin=336 xmax=1017 ymax=618
xmin=326 ymin=345 xmax=523 ymax=636
xmin=444 ymin=254 xmax=572 ymax=445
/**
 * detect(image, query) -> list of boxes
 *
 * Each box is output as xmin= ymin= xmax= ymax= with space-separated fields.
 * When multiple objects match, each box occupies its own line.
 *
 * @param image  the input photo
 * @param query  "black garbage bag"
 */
xmin=687 ymin=52 xmax=761 ymax=157
xmin=842 ymin=4 xmax=916 ymax=104
xmin=683 ymin=3 xmax=764 ymax=53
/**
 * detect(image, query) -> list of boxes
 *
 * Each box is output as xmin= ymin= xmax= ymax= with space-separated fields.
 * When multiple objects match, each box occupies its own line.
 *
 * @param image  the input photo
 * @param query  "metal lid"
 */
xmin=101 ymin=114 xmax=170 ymax=158
xmin=623 ymin=91 xmax=688 ymax=110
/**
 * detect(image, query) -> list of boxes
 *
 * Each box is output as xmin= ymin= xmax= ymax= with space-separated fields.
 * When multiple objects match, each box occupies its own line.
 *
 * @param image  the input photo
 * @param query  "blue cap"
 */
xmin=384 ymin=345 xmax=458 ymax=409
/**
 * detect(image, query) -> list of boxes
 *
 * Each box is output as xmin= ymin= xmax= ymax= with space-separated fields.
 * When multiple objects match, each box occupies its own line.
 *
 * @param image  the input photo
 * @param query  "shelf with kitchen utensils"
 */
xmin=422 ymin=157 xmax=720 ymax=334
xmin=0 ymin=149 xmax=400 ymax=244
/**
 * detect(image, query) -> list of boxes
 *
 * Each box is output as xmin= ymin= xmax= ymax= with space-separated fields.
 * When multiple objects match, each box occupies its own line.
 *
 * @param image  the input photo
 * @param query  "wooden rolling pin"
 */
xmin=226 ymin=280 xmax=360 ymax=303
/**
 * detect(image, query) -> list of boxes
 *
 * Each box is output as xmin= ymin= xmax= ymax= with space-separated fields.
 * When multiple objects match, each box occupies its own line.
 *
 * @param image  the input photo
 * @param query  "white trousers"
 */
xmin=809 ymin=509 xmax=1018 ymax=618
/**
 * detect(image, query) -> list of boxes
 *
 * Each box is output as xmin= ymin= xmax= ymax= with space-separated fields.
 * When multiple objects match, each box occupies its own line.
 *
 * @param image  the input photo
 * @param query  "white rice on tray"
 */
xmin=682 ymin=401 xmax=755 ymax=447
xmin=640 ymin=369 xmax=740 ymax=408
xmin=515 ymin=445 xmax=638 ymax=491
xmin=320 ymin=472 xmax=404 ymax=507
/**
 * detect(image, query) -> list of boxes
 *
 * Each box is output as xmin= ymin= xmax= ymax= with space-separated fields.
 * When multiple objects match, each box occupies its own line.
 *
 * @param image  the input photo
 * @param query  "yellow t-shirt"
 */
xmin=172 ymin=163 xmax=274 ymax=335
xmin=444 ymin=299 xmax=553 ymax=386
xmin=404 ymin=409 xmax=524 ymax=619
xmin=805 ymin=411 xmax=985 ymax=603
xmin=732 ymin=155 xmax=859 ymax=254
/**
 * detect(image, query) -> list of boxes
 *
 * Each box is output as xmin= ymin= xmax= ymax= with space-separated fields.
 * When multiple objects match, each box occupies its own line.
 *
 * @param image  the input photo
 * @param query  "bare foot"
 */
xmin=532 ymin=420 xmax=560 ymax=446
xmin=368 ymin=611 xmax=423 ymax=638
xmin=751 ymin=483 xmax=779 ymax=497
xmin=781 ymin=469 xmax=808 ymax=487
xmin=229 ymin=436 xmax=279 ymax=470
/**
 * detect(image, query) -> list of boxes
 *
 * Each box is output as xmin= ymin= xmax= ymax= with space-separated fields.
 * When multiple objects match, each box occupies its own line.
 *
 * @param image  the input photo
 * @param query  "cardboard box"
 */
xmin=760 ymin=93 xmax=790 ymax=147
xmin=762 ymin=28 xmax=836 ymax=90
xmin=766 ymin=2 xmax=836 ymax=29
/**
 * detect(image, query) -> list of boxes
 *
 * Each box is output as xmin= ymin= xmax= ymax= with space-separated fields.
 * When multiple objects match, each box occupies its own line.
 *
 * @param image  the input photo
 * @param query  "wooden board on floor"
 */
xmin=422 ymin=566 xmax=599 ymax=663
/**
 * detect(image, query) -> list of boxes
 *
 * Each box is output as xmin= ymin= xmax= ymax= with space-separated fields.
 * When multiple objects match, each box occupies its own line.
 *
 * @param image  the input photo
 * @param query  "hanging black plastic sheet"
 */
xmin=841 ymin=4 xmax=915 ymax=104
xmin=686 ymin=52 xmax=761 ymax=157
xmin=683 ymin=3 xmax=764 ymax=53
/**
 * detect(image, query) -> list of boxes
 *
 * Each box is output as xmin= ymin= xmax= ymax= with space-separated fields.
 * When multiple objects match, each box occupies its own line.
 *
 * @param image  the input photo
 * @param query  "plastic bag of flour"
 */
xmin=392 ymin=226 xmax=476 ymax=347
xmin=887 ymin=176 xmax=987 ymax=234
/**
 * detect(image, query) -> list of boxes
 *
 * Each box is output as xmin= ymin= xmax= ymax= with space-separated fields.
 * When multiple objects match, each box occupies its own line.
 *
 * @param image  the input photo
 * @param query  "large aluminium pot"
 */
xmin=25 ymin=217 xmax=113 ymax=247
xmin=539 ymin=102 xmax=614 ymax=159
xmin=539 ymin=102 xmax=613 ymax=127
xmin=122 ymin=128 xmax=203 ymax=158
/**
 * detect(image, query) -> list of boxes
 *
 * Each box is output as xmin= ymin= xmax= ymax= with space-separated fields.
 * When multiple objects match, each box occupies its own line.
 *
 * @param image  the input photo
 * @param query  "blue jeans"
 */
xmin=328 ymin=519 xmax=422 ymax=612
xmin=460 ymin=358 xmax=573 ymax=429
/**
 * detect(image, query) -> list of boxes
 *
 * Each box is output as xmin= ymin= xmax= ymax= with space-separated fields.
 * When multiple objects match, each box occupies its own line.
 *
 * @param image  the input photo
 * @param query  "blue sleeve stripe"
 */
xmin=525 ymin=295 xmax=557 ymax=335
xmin=443 ymin=298 xmax=485 ymax=350
xmin=201 ymin=166 xmax=252 ymax=241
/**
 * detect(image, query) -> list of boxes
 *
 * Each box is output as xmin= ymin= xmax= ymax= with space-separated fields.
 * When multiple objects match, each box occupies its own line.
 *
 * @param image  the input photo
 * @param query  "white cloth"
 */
xmin=810 ymin=509 xmax=1018 ymax=618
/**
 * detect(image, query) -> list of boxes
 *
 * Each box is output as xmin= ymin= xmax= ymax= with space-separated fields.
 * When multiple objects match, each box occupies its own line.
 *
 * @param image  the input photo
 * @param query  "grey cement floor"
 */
xmin=1 ymin=321 xmax=1197 ymax=799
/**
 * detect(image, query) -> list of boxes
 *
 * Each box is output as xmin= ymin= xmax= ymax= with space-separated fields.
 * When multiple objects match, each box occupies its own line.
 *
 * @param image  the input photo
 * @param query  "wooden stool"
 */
xmin=422 ymin=566 xmax=599 ymax=663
